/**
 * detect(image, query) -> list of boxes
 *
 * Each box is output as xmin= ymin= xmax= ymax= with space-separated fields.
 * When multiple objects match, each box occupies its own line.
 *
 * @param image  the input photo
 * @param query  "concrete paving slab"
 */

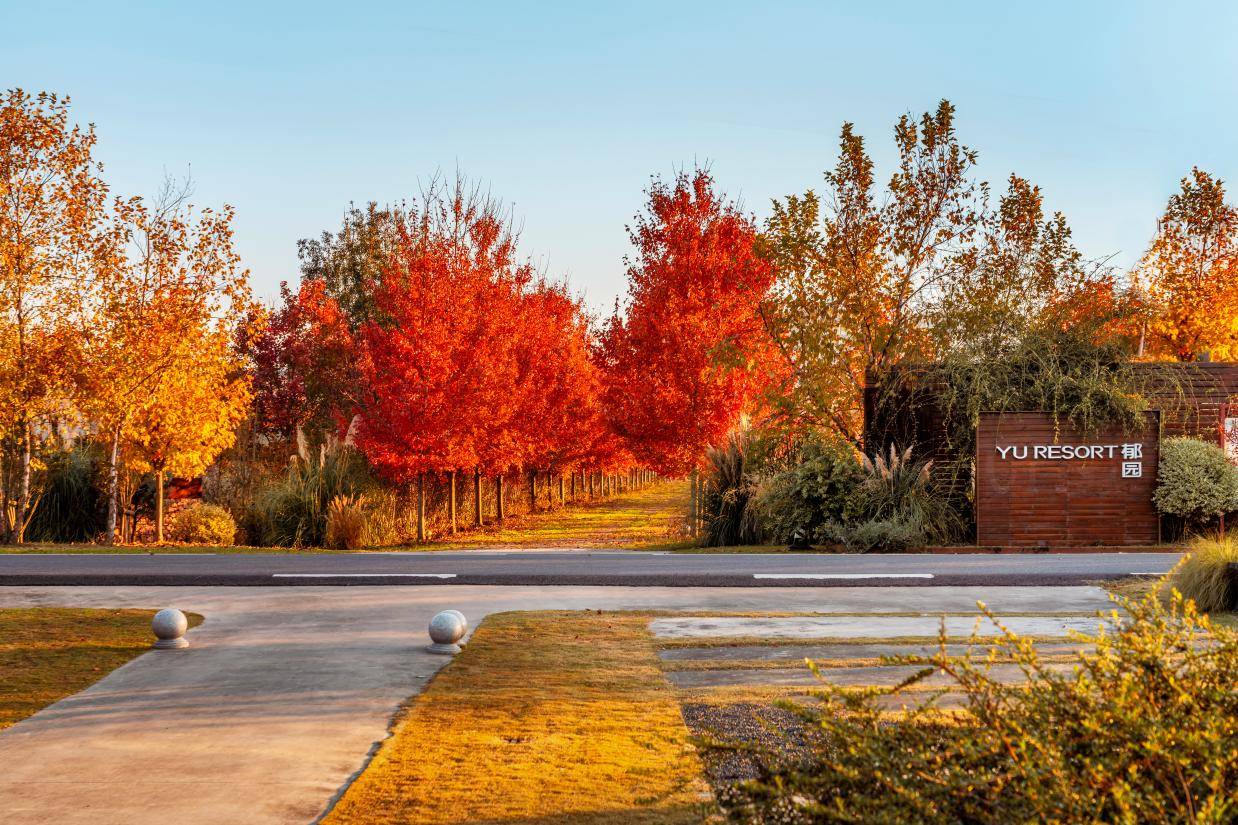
xmin=658 ymin=641 xmax=1089 ymax=662
xmin=649 ymin=614 xmax=1109 ymax=640
xmin=0 ymin=584 xmax=1111 ymax=825
xmin=669 ymin=661 xmax=1074 ymax=688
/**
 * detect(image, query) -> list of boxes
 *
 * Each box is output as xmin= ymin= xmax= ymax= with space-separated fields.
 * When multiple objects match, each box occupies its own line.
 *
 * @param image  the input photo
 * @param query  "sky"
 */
xmin=4 ymin=0 xmax=1236 ymax=315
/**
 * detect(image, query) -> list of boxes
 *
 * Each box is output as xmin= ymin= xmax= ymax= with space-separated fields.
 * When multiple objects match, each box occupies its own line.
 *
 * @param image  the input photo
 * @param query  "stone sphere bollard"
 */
xmin=426 ymin=610 xmax=468 ymax=655
xmin=151 ymin=608 xmax=189 ymax=649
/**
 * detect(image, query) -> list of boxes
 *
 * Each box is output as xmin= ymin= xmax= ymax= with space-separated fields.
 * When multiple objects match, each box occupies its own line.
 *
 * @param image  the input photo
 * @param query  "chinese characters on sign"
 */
xmin=994 ymin=442 xmax=1144 ymax=479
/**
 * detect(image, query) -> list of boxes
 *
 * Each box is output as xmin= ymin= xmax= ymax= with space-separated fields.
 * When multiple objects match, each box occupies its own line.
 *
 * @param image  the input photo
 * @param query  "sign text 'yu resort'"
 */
xmin=994 ymin=443 xmax=1145 ymax=478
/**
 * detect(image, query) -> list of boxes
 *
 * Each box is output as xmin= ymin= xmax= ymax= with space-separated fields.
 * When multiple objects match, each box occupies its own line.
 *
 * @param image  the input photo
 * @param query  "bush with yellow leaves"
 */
xmin=725 ymin=585 xmax=1238 ymax=823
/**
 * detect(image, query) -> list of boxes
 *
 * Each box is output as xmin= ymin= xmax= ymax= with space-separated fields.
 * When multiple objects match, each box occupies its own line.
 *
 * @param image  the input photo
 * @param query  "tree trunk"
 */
xmin=689 ymin=468 xmax=699 ymax=538
xmin=588 ymin=471 xmax=595 ymax=499
xmin=448 ymin=470 xmax=457 ymax=534
xmin=105 ymin=426 xmax=122 ymax=545
xmin=570 ymin=471 xmax=576 ymax=500
xmin=529 ymin=469 xmax=537 ymax=512
xmin=558 ymin=474 xmax=565 ymax=506
xmin=416 ymin=473 xmax=426 ymax=543
xmin=474 ymin=466 xmax=483 ymax=527
xmin=12 ymin=419 xmax=31 ymax=544
xmin=496 ymin=475 xmax=505 ymax=521
xmin=155 ymin=468 xmax=165 ymax=543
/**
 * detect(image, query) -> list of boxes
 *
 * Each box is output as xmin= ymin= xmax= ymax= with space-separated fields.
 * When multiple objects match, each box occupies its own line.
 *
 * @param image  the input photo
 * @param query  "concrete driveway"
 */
xmin=0 ymin=584 xmax=1116 ymax=825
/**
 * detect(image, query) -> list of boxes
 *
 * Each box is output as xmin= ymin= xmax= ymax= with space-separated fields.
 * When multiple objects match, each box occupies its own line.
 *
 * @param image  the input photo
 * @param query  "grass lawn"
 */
xmin=323 ymin=611 xmax=712 ymax=825
xmin=0 ymin=608 xmax=204 ymax=731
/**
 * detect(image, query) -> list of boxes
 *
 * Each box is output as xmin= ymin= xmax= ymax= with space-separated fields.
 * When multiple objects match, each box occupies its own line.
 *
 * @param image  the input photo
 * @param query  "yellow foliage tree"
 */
xmin=0 ymin=89 xmax=109 ymax=542
xmin=82 ymin=178 xmax=253 ymax=543
xmin=762 ymin=101 xmax=1111 ymax=446
xmin=1134 ymin=168 xmax=1238 ymax=362
xmin=126 ymin=328 xmax=250 ymax=542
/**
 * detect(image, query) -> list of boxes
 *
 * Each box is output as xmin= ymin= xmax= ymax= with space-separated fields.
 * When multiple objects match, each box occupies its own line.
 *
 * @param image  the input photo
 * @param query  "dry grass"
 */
xmin=1101 ymin=559 xmax=1238 ymax=630
xmin=323 ymin=611 xmax=712 ymax=825
xmin=0 ymin=607 xmax=204 ymax=730
xmin=1172 ymin=535 xmax=1238 ymax=612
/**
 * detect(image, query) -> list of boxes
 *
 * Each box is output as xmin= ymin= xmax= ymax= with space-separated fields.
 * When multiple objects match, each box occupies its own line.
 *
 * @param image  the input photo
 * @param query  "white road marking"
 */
xmin=271 ymin=573 xmax=457 ymax=579
xmin=752 ymin=573 xmax=935 ymax=580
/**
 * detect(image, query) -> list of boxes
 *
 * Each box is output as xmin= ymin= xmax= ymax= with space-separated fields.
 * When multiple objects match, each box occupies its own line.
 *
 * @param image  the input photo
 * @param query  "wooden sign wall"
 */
xmin=975 ymin=411 xmax=1160 ymax=547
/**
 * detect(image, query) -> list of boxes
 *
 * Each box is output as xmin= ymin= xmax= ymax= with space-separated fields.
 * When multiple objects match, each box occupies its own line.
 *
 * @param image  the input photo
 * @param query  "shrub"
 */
xmin=825 ymin=445 xmax=961 ymax=551
xmin=702 ymin=432 xmax=764 ymax=547
xmin=724 ymin=587 xmax=1238 ymax=824
xmin=167 ymin=504 xmax=237 ymax=545
xmin=1172 ymin=535 xmax=1238 ymax=612
xmin=824 ymin=515 xmax=923 ymax=552
xmin=1154 ymin=437 xmax=1238 ymax=529
xmin=755 ymin=438 xmax=860 ymax=545
xmin=249 ymin=436 xmax=371 ymax=547
xmin=26 ymin=444 xmax=106 ymax=542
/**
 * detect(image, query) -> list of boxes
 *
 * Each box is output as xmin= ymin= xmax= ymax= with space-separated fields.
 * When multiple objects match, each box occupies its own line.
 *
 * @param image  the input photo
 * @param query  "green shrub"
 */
xmin=26 ymin=444 xmax=106 ymax=542
xmin=724 ymin=587 xmax=1238 ymax=824
xmin=702 ymin=432 xmax=764 ymax=547
xmin=1172 ymin=535 xmax=1238 ymax=612
xmin=755 ymin=438 xmax=860 ymax=544
xmin=167 ymin=504 xmax=237 ymax=545
xmin=1154 ymin=437 xmax=1238 ymax=529
xmin=249 ymin=436 xmax=371 ymax=547
xmin=824 ymin=515 xmax=924 ymax=552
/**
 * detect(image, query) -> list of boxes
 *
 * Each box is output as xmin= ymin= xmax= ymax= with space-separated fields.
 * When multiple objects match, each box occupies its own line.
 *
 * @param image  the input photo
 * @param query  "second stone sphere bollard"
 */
xmin=426 ymin=610 xmax=468 ymax=655
xmin=151 ymin=608 xmax=189 ymax=649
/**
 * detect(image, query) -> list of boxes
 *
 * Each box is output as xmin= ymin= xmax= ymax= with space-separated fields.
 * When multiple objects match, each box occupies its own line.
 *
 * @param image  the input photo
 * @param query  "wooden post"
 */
xmin=417 ymin=473 xmax=426 ymax=543
xmin=474 ymin=466 xmax=483 ymax=526
xmin=155 ymin=468 xmax=165 ymax=544
xmin=448 ymin=470 xmax=457 ymax=534
xmin=496 ymin=475 xmax=505 ymax=521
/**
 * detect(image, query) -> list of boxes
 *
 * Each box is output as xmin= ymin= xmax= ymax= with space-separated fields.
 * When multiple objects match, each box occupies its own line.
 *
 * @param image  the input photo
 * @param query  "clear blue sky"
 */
xmin=5 ymin=1 xmax=1235 ymax=314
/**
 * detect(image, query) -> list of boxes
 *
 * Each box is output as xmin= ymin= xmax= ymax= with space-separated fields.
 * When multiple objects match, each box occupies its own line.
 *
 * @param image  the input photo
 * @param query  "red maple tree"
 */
xmin=353 ymin=185 xmax=529 ymax=483
xmin=241 ymin=280 xmax=358 ymax=440
xmin=600 ymin=169 xmax=775 ymax=476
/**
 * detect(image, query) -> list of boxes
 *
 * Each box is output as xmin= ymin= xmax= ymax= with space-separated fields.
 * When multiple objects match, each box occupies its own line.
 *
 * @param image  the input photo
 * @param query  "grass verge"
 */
xmin=0 ymin=481 xmax=693 ymax=553
xmin=0 ymin=607 xmax=204 ymax=730
xmin=322 ymin=611 xmax=711 ymax=825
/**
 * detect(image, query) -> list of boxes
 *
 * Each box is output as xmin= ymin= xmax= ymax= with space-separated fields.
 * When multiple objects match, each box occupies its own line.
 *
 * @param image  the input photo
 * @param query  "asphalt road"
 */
xmin=0 ymin=550 xmax=1181 ymax=587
